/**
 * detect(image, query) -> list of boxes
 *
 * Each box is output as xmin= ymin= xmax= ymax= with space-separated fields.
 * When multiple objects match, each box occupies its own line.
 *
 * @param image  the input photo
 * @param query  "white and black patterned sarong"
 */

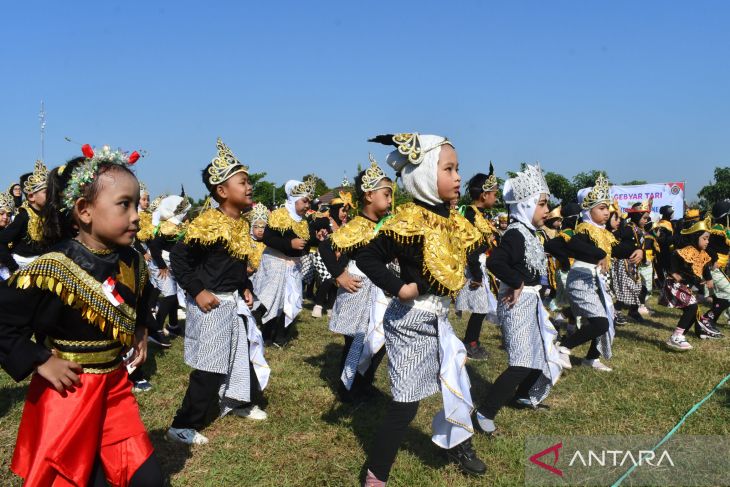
xmin=252 ymin=248 xmax=303 ymax=326
xmin=566 ymin=262 xmax=615 ymax=359
xmin=335 ymin=261 xmax=390 ymax=390
xmin=498 ymin=285 xmax=562 ymax=405
xmin=312 ymin=251 xmax=332 ymax=281
xmin=610 ymin=259 xmax=641 ymax=306
xmin=300 ymin=251 xmax=316 ymax=285
xmin=384 ymin=294 xmax=475 ymax=449
xmin=455 ymin=258 xmax=498 ymax=319
xmin=184 ymin=292 xmax=269 ymax=416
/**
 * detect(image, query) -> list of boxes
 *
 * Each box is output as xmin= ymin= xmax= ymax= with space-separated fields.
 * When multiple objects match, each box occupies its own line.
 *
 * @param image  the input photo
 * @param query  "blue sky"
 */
xmin=1 ymin=1 xmax=727 ymax=201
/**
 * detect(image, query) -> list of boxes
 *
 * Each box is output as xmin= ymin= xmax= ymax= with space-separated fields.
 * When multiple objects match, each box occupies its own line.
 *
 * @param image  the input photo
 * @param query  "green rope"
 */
xmin=611 ymin=372 xmax=730 ymax=486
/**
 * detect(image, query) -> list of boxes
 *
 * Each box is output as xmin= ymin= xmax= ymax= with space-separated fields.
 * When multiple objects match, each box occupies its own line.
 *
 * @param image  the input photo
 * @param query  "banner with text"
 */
xmin=609 ymin=182 xmax=685 ymax=217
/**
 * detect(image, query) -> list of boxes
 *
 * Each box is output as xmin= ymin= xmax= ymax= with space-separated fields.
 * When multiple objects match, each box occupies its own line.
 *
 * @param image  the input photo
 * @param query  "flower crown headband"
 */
xmin=60 ymin=144 xmax=140 ymax=211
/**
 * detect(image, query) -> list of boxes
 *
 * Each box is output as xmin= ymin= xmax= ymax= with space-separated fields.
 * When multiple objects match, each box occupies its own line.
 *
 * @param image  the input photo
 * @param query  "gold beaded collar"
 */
xmin=330 ymin=216 xmax=378 ymax=253
xmin=575 ymin=222 xmax=618 ymax=256
xmin=268 ymin=207 xmax=310 ymax=241
xmin=183 ymin=208 xmax=252 ymax=260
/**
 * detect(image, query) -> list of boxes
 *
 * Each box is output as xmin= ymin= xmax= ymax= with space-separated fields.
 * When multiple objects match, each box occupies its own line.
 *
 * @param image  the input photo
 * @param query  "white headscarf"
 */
xmin=502 ymin=164 xmax=550 ymax=231
xmin=284 ymin=180 xmax=306 ymax=222
xmin=385 ymin=134 xmax=451 ymax=207
xmin=506 ymin=193 xmax=542 ymax=231
xmin=577 ymin=187 xmax=605 ymax=228
xmin=152 ymin=195 xmax=190 ymax=226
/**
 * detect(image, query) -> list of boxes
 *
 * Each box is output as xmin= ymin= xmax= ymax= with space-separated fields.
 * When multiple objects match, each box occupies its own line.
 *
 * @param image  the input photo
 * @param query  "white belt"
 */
xmin=400 ymin=293 xmax=450 ymax=316
xmin=346 ymin=260 xmax=366 ymax=277
xmin=572 ymin=260 xmax=598 ymax=271
xmin=264 ymin=248 xmax=300 ymax=263
xmin=499 ymin=283 xmax=541 ymax=295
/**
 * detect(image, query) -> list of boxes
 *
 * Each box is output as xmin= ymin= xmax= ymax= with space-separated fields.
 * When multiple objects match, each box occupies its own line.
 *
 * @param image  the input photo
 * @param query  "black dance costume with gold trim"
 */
xmin=0 ymin=202 xmax=47 ymax=272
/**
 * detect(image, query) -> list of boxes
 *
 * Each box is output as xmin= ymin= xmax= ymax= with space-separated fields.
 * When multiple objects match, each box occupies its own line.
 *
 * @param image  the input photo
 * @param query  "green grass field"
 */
xmin=1 ymin=296 xmax=729 ymax=486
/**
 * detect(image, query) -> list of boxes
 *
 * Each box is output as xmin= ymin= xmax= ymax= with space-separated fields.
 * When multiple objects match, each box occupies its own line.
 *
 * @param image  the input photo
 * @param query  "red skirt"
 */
xmin=659 ymin=278 xmax=697 ymax=309
xmin=11 ymin=367 xmax=154 ymax=487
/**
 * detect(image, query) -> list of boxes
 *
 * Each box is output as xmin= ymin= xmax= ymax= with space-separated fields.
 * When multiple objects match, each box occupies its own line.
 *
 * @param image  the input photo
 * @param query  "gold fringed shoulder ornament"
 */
xmin=9 ymin=253 xmax=143 ymax=346
xmin=330 ymin=216 xmax=377 ymax=253
xmin=378 ymin=203 xmax=484 ymax=296
xmin=183 ymin=208 xmax=252 ymax=260
xmin=136 ymin=211 xmax=155 ymax=241
xmin=470 ymin=206 xmax=496 ymax=238
xmin=268 ymin=207 xmax=310 ymax=240
xmin=575 ymin=222 xmax=618 ymax=256
xmin=21 ymin=202 xmax=44 ymax=242
xmin=248 ymin=239 xmax=267 ymax=271
xmin=677 ymin=246 xmax=711 ymax=280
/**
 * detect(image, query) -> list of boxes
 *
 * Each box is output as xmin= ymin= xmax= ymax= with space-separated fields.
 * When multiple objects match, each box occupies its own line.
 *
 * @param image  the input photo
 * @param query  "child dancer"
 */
xmin=147 ymin=191 xmax=191 ymax=345
xmin=359 ymin=133 xmax=486 ymax=483
xmin=700 ymin=200 xmax=730 ymax=331
xmin=0 ymin=144 xmax=163 ymax=486
xmin=254 ymin=178 xmax=315 ymax=346
xmin=0 ymin=191 xmax=15 ymax=280
xmin=557 ymin=175 xmax=624 ymax=372
xmin=611 ymin=200 xmax=648 ymax=322
xmin=319 ymin=156 xmax=393 ymax=402
xmin=454 ymin=165 xmax=500 ymax=360
xmin=473 ymin=164 xmax=563 ymax=436
xmin=661 ymin=217 xmax=717 ymax=349
xmin=167 ymin=138 xmax=269 ymax=445
xmin=0 ymin=160 xmax=49 ymax=272
xmin=247 ymin=202 xmax=269 ymax=275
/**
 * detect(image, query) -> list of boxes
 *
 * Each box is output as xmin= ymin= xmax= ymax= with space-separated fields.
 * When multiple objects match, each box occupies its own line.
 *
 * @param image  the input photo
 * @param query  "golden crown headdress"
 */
xmin=580 ymin=174 xmax=611 ymax=210
xmin=609 ymin=198 xmax=621 ymax=215
xmin=684 ymin=208 xmax=701 ymax=221
xmin=139 ymin=181 xmax=149 ymax=196
xmin=483 ymin=162 xmax=499 ymax=192
xmin=23 ymin=160 xmax=48 ymax=194
xmin=360 ymin=153 xmax=390 ymax=192
xmin=546 ymin=205 xmax=563 ymax=221
xmin=290 ymin=177 xmax=316 ymax=198
xmin=330 ymin=191 xmax=354 ymax=208
xmin=207 ymin=137 xmax=248 ymax=186
xmin=680 ymin=216 xmax=711 ymax=235
xmin=0 ymin=192 xmax=14 ymax=213
xmin=368 ymin=133 xmax=451 ymax=171
xmin=627 ymin=197 xmax=653 ymax=214
xmin=149 ymin=193 xmax=168 ymax=213
xmin=249 ymin=202 xmax=270 ymax=225
xmin=173 ymin=186 xmax=190 ymax=216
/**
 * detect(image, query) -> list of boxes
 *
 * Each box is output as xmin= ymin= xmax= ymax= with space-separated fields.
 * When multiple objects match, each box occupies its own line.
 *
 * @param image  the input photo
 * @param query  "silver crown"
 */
xmin=249 ymin=202 xmax=269 ymax=224
xmin=504 ymin=164 xmax=550 ymax=203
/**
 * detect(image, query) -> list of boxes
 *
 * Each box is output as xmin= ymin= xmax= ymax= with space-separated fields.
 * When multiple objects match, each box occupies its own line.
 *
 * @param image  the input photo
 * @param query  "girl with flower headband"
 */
xmin=0 ymin=145 xmax=164 ymax=486
xmin=473 ymin=164 xmax=563 ymax=438
xmin=318 ymin=156 xmax=393 ymax=403
xmin=660 ymin=217 xmax=717 ymax=349
xmin=454 ymin=166 xmax=500 ymax=362
xmin=253 ymin=177 xmax=316 ymax=347
xmin=0 ymin=160 xmax=50 ymax=273
xmin=166 ymin=138 xmax=269 ymax=445
xmin=358 ymin=133 xmax=486 ymax=483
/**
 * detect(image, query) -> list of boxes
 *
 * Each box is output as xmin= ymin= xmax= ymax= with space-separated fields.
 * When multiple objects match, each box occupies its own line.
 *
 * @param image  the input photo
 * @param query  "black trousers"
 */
xmin=704 ymin=298 xmax=729 ymax=321
xmin=262 ymin=313 xmax=289 ymax=345
xmin=339 ymin=335 xmax=386 ymax=389
xmin=463 ymin=313 xmax=486 ymax=344
xmin=678 ymin=303 xmax=699 ymax=331
xmin=479 ymin=366 xmax=541 ymax=419
xmin=156 ymin=295 xmax=178 ymax=329
xmin=560 ymin=316 xmax=609 ymax=360
xmin=88 ymin=452 xmax=163 ymax=487
xmin=367 ymin=400 xmax=420 ymax=481
xmin=315 ymin=278 xmax=337 ymax=308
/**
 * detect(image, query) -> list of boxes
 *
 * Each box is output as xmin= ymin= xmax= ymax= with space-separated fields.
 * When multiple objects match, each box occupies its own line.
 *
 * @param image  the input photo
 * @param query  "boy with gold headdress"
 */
xmin=167 ymin=138 xmax=269 ymax=445
xmin=319 ymin=155 xmax=393 ymax=402
xmin=0 ymin=161 xmax=48 ymax=273
xmin=454 ymin=164 xmax=500 ymax=361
